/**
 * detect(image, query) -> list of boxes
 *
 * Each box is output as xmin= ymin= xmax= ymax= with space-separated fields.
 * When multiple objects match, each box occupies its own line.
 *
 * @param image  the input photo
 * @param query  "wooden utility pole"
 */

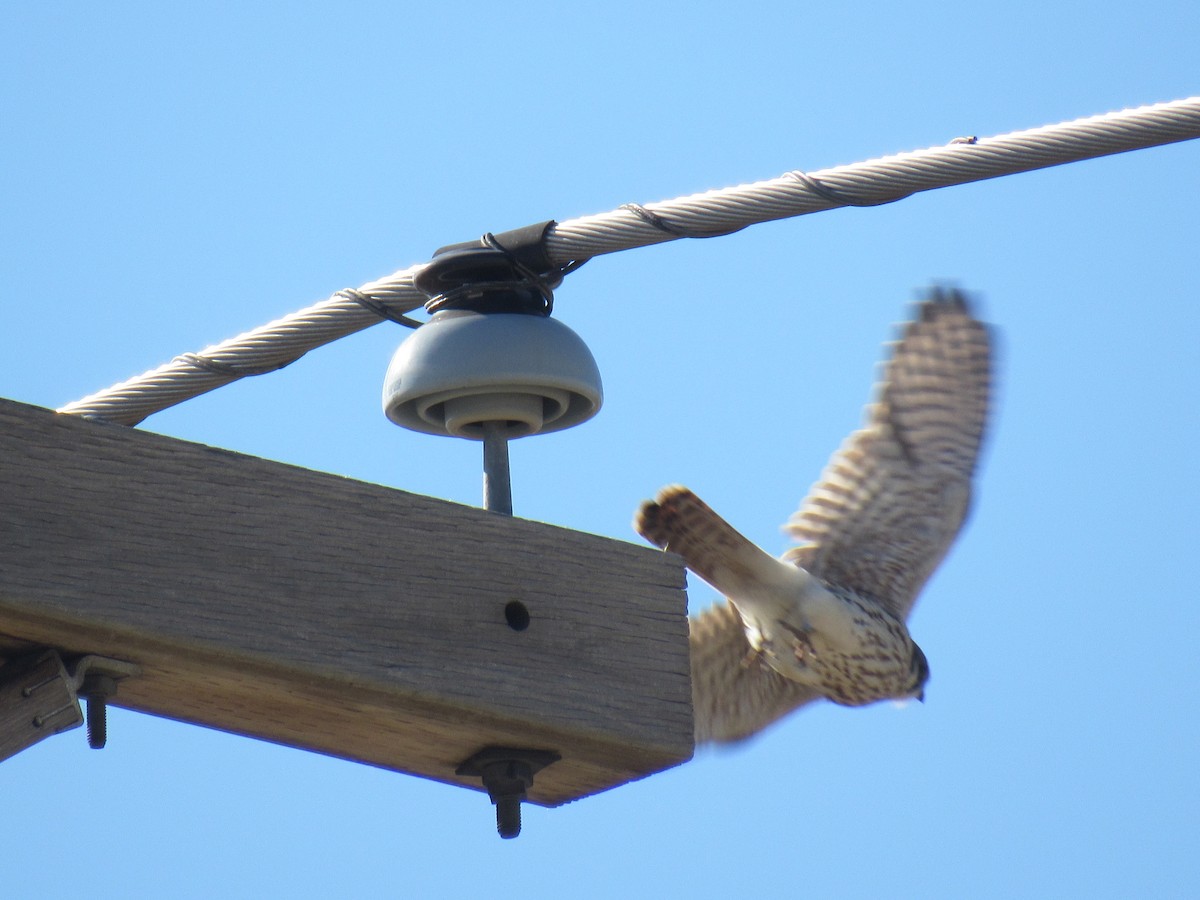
xmin=0 ymin=399 xmax=692 ymax=806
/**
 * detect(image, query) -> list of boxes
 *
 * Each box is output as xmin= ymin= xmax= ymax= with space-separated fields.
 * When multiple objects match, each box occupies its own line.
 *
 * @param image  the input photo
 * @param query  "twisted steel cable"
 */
xmin=59 ymin=97 xmax=1200 ymax=426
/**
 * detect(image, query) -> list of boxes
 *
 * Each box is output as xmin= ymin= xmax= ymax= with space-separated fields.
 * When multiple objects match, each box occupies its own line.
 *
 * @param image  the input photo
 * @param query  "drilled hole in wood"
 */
xmin=504 ymin=600 xmax=530 ymax=631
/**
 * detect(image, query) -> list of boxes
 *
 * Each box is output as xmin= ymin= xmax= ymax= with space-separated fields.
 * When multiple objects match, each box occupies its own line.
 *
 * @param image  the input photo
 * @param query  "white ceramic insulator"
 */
xmin=382 ymin=311 xmax=603 ymax=440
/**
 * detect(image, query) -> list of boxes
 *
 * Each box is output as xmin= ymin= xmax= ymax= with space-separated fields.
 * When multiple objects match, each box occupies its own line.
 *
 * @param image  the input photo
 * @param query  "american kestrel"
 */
xmin=636 ymin=288 xmax=992 ymax=743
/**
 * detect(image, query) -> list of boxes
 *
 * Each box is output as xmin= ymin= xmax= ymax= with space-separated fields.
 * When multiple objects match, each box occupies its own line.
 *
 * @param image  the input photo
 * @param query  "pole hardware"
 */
xmin=68 ymin=655 xmax=141 ymax=750
xmin=455 ymin=745 xmax=562 ymax=839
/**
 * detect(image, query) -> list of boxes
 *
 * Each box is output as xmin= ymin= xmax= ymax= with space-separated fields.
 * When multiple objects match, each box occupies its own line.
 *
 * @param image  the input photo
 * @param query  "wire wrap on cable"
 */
xmin=57 ymin=96 xmax=1200 ymax=426
xmin=339 ymin=288 xmax=424 ymax=329
xmin=619 ymin=203 xmax=746 ymax=238
xmin=544 ymin=97 xmax=1200 ymax=261
xmin=177 ymin=352 xmax=296 ymax=378
xmin=785 ymin=171 xmax=910 ymax=208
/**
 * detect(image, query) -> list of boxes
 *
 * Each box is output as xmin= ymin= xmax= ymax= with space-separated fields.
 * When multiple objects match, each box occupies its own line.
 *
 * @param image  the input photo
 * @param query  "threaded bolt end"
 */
xmin=86 ymin=696 xmax=107 ymax=749
xmin=81 ymin=673 xmax=116 ymax=750
xmin=495 ymin=795 xmax=522 ymax=839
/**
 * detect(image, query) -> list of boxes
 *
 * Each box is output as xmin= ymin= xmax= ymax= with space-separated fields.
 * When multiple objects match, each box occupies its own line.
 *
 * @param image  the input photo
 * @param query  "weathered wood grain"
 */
xmin=0 ymin=650 xmax=83 ymax=762
xmin=0 ymin=398 xmax=692 ymax=804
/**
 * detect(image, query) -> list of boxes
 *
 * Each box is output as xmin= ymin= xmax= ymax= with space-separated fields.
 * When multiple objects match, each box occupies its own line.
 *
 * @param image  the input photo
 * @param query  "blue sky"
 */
xmin=3 ymin=3 xmax=1198 ymax=897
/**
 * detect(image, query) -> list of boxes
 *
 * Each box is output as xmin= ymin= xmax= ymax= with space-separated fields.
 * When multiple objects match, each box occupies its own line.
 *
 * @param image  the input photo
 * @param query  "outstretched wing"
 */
xmin=783 ymin=288 xmax=992 ymax=619
xmin=636 ymin=289 xmax=991 ymax=743
xmin=688 ymin=600 xmax=821 ymax=743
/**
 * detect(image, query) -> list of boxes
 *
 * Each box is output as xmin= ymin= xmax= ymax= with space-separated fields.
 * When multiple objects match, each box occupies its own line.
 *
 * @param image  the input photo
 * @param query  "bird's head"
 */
xmin=907 ymin=643 xmax=930 ymax=702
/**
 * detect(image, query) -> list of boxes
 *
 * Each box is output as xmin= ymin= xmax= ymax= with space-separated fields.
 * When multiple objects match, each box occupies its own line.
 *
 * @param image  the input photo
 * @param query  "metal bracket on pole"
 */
xmin=0 ymin=650 xmax=83 ymax=762
xmin=0 ymin=650 xmax=141 ymax=762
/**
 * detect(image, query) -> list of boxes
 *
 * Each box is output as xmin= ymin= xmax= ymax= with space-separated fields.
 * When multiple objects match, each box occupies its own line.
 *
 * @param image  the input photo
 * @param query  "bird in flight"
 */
xmin=635 ymin=288 xmax=992 ymax=743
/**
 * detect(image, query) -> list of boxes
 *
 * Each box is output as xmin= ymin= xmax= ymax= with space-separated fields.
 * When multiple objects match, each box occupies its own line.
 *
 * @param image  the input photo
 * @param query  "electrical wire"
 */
xmin=58 ymin=96 xmax=1200 ymax=426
